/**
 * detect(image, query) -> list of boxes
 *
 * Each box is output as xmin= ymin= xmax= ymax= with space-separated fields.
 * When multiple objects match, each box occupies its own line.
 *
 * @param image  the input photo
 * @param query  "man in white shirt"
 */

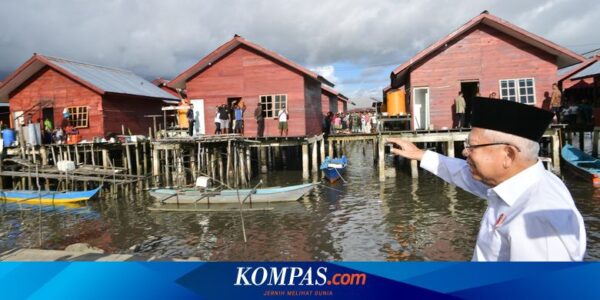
xmin=387 ymin=97 xmax=586 ymax=261
xmin=278 ymin=105 xmax=288 ymax=136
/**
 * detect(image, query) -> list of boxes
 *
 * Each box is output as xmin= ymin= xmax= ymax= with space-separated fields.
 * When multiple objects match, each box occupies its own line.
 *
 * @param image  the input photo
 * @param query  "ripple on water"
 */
xmin=1 ymin=144 xmax=599 ymax=261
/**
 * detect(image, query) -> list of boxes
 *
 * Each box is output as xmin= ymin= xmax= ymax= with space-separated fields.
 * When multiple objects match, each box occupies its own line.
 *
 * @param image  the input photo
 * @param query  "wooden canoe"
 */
xmin=561 ymin=144 xmax=600 ymax=187
xmin=320 ymin=156 xmax=348 ymax=183
xmin=0 ymin=187 xmax=102 ymax=204
xmin=149 ymin=183 xmax=316 ymax=204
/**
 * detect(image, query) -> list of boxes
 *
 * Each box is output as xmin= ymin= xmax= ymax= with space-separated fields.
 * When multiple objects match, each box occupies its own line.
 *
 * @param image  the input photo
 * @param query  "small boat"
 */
xmin=0 ymin=187 xmax=102 ymax=204
xmin=561 ymin=144 xmax=600 ymax=187
xmin=149 ymin=183 xmax=315 ymax=204
xmin=320 ymin=156 xmax=348 ymax=183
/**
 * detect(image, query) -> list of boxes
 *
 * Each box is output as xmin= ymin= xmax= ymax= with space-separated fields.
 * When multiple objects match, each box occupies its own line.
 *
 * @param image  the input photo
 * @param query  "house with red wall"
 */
xmin=0 ymin=54 xmax=178 ymax=140
xmin=321 ymin=85 xmax=349 ymax=115
xmin=559 ymin=54 xmax=600 ymax=100
xmin=168 ymin=35 xmax=334 ymax=137
xmin=388 ymin=11 xmax=585 ymax=130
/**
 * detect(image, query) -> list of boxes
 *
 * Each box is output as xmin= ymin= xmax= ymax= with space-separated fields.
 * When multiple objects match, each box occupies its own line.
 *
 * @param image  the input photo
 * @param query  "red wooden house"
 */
xmin=168 ymin=35 xmax=335 ymax=137
xmin=558 ymin=54 xmax=600 ymax=100
xmin=388 ymin=11 xmax=585 ymax=130
xmin=321 ymin=85 xmax=349 ymax=115
xmin=0 ymin=54 xmax=178 ymax=140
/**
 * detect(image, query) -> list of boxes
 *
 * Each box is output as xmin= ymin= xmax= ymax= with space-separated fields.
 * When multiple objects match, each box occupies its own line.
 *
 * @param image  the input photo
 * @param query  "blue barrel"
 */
xmin=2 ymin=128 xmax=15 ymax=147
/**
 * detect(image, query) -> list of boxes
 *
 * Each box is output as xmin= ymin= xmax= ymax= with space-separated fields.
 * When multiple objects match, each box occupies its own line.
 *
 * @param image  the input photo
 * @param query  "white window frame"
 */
xmin=66 ymin=106 xmax=89 ymax=128
xmin=498 ymin=78 xmax=536 ymax=105
xmin=259 ymin=94 xmax=288 ymax=119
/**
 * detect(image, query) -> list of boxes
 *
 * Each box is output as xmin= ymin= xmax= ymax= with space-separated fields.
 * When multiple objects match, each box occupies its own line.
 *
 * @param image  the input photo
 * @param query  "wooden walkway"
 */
xmin=327 ymin=127 xmax=562 ymax=181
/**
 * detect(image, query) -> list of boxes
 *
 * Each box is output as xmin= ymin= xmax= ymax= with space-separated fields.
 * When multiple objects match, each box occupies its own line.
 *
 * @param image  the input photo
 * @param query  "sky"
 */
xmin=1 ymin=0 xmax=599 ymax=108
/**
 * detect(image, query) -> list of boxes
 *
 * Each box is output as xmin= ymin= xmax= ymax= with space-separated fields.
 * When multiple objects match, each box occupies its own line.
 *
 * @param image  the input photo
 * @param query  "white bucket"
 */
xmin=57 ymin=160 xmax=76 ymax=172
xmin=195 ymin=176 xmax=211 ymax=188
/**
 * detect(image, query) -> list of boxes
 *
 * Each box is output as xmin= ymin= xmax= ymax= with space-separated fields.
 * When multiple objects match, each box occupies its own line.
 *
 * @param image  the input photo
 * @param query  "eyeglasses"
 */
xmin=463 ymin=141 xmax=521 ymax=152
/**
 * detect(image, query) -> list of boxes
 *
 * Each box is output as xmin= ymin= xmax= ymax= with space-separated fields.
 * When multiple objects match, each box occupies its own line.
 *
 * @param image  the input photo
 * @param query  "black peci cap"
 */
xmin=470 ymin=97 xmax=554 ymax=142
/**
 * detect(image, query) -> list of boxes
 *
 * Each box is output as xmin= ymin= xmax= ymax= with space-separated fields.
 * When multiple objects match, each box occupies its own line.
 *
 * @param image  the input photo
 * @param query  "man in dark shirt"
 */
xmin=254 ymin=105 xmax=264 ymax=137
xmin=219 ymin=105 xmax=230 ymax=134
xmin=187 ymin=103 xmax=195 ymax=137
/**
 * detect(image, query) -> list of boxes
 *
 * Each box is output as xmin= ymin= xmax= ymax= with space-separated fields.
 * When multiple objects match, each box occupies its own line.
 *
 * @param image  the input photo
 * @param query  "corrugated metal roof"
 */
xmin=45 ymin=56 xmax=178 ymax=100
xmin=558 ymin=63 xmax=582 ymax=77
xmin=571 ymin=61 xmax=600 ymax=79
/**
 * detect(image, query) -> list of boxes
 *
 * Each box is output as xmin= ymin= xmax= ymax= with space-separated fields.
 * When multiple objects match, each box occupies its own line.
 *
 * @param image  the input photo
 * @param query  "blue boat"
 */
xmin=0 ymin=187 xmax=102 ymax=205
xmin=561 ymin=144 xmax=600 ymax=187
xmin=320 ymin=156 xmax=348 ymax=183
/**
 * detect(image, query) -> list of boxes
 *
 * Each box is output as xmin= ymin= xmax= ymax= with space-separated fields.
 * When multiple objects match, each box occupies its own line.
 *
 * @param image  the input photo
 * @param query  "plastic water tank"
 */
xmin=2 ymin=128 xmax=15 ymax=147
xmin=386 ymin=89 xmax=407 ymax=116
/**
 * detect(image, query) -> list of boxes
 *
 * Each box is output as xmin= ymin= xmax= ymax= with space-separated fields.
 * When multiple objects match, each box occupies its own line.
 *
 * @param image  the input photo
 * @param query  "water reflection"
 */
xmin=0 ymin=143 xmax=598 ymax=261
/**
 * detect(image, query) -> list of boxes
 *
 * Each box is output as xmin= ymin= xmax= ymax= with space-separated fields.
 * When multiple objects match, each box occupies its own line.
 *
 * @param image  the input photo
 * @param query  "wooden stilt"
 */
xmin=320 ymin=138 xmax=325 ymax=164
xmin=267 ymin=146 xmax=272 ymax=170
xmin=239 ymin=147 xmax=247 ymax=186
xmin=125 ymin=144 xmax=132 ymax=175
xmin=40 ymin=146 xmax=48 ymax=166
xmin=191 ymin=146 xmax=197 ymax=180
xmin=209 ymin=148 xmax=215 ymax=179
xmin=246 ymin=147 xmax=251 ymax=181
xmin=302 ymin=144 xmax=309 ymax=180
xmin=135 ymin=142 xmax=141 ymax=177
xmin=260 ymin=147 xmax=267 ymax=173
xmin=378 ymin=137 xmax=385 ymax=182
xmin=152 ymin=148 xmax=160 ymax=186
xmin=102 ymin=149 xmax=109 ymax=169
xmin=50 ymin=145 xmax=57 ymax=164
xmin=552 ymin=131 xmax=561 ymax=174
xmin=411 ymin=160 xmax=419 ymax=178
xmin=447 ymin=141 xmax=455 ymax=158
xmin=142 ymin=142 xmax=148 ymax=175
xmin=219 ymin=148 xmax=225 ymax=183
xmin=74 ymin=145 xmax=80 ymax=165
xmin=165 ymin=149 xmax=171 ymax=187
xmin=91 ymin=144 xmax=96 ymax=166
xmin=226 ymin=141 xmax=232 ymax=183
xmin=274 ymin=146 xmax=281 ymax=169
xmin=311 ymin=141 xmax=318 ymax=174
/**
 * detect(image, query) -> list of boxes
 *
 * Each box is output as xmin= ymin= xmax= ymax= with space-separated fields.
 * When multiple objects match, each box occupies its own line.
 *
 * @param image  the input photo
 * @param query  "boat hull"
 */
xmin=561 ymin=144 xmax=600 ymax=187
xmin=0 ymin=187 xmax=102 ymax=204
xmin=149 ymin=183 xmax=315 ymax=204
xmin=323 ymin=168 xmax=343 ymax=183
xmin=320 ymin=156 xmax=347 ymax=183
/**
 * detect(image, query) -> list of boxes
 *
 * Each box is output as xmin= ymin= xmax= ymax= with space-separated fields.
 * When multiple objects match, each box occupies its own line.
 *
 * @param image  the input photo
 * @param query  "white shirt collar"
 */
xmin=491 ymin=161 xmax=545 ymax=206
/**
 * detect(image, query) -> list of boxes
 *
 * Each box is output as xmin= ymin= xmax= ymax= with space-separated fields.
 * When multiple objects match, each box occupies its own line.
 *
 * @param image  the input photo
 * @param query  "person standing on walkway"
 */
xmin=233 ymin=104 xmax=245 ymax=134
xmin=455 ymin=91 xmax=466 ymax=128
xmin=186 ymin=103 xmax=195 ymax=137
xmin=550 ymin=83 xmax=562 ymax=123
xmin=214 ymin=106 xmax=222 ymax=135
xmin=278 ymin=105 xmax=288 ymax=136
xmin=254 ymin=104 xmax=264 ymax=137
xmin=387 ymin=97 xmax=586 ymax=261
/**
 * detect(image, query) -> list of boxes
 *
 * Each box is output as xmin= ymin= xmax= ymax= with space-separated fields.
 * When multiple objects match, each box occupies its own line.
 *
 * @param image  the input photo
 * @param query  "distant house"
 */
xmin=0 ymin=54 xmax=178 ymax=139
xmin=152 ymin=78 xmax=182 ymax=99
xmin=558 ymin=54 xmax=600 ymax=104
xmin=321 ymin=85 xmax=349 ymax=115
xmin=388 ymin=11 xmax=585 ymax=129
xmin=168 ymin=35 xmax=335 ymax=137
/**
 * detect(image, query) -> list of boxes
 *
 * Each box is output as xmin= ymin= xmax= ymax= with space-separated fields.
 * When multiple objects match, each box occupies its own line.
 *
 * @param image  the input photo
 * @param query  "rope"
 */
xmin=333 ymin=166 xmax=348 ymax=183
